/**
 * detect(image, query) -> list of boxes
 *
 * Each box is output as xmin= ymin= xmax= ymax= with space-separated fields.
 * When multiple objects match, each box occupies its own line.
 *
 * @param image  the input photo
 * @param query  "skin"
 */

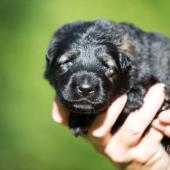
xmin=52 ymin=84 xmax=170 ymax=170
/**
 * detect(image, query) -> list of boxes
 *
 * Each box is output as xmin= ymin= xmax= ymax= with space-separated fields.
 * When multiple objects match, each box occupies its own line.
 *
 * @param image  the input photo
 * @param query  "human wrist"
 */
xmin=116 ymin=145 xmax=170 ymax=170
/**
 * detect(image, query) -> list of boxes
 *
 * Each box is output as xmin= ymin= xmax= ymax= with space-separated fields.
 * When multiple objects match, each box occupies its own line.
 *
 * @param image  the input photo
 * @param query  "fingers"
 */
xmin=52 ymin=83 xmax=166 ymax=148
xmin=52 ymin=100 xmax=68 ymax=126
xmin=52 ymin=94 xmax=127 ymax=140
xmin=85 ymin=133 xmax=112 ymax=153
xmin=104 ymin=125 xmax=164 ymax=165
xmin=90 ymin=94 xmax=127 ymax=137
xmin=152 ymin=109 xmax=170 ymax=137
xmin=118 ymin=83 xmax=165 ymax=147
xmin=51 ymin=83 xmax=169 ymax=167
xmin=84 ymin=94 xmax=127 ymax=150
xmin=130 ymin=127 xmax=163 ymax=164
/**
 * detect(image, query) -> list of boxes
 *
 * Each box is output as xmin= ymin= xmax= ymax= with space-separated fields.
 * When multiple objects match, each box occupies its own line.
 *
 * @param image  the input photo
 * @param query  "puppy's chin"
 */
xmin=71 ymin=103 xmax=96 ymax=114
xmin=62 ymin=100 xmax=109 ymax=115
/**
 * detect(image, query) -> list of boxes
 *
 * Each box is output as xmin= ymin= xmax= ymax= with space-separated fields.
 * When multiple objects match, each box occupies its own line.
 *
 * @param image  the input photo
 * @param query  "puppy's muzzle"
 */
xmin=77 ymin=83 xmax=95 ymax=96
xmin=70 ymin=71 xmax=100 ymax=99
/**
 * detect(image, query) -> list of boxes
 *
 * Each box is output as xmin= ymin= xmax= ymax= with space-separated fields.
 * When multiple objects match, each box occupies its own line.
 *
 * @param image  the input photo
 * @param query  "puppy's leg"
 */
xmin=69 ymin=113 xmax=96 ymax=137
xmin=125 ymin=85 xmax=170 ymax=113
xmin=124 ymin=85 xmax=146 ymax=114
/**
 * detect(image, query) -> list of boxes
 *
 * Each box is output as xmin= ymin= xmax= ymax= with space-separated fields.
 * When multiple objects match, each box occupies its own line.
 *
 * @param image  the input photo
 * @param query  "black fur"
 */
xmin=45 ymin=19 xmax=170 ymax=145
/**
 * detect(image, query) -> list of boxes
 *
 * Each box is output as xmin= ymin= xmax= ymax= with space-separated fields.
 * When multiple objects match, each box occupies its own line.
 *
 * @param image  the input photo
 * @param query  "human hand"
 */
xmin=52 ymin=84 xmax=170 ymax=170
xmin=152 ymin=109 xmax=170 ymax=138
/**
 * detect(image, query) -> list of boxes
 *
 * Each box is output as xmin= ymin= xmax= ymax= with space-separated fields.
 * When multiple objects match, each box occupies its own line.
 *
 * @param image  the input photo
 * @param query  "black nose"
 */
xmin=77 ymin=83 xmax=94 ymax=96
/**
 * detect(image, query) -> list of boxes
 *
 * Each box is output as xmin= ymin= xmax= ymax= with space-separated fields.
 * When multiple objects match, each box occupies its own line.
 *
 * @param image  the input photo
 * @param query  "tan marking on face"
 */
xmin=107 ymin=59 xmax=116 ymax=68
xmin=58 ymin=54 xmax=68 ymax=64
xmin=119 ymin=34 xmax=134 ymax=57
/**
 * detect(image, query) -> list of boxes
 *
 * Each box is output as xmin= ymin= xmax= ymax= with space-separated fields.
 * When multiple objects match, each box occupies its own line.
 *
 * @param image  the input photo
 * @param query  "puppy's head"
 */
xmin=45 ymin=20 xmax=132 ymax=114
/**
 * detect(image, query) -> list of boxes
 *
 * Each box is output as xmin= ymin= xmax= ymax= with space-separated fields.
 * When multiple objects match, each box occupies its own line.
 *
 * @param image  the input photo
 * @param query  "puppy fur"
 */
xmin=45 ymin=19 xmax=170 ymax=146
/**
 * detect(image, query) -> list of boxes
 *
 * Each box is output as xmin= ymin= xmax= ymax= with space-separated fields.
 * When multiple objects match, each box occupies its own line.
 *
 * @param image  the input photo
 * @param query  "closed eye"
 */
xmin=57 ymin=50 xmax=79 ymax=66
xmin=56 ymin=51 xmax=79 ymax=74
xmin=57 ymin=59 xmax=72 ymax=67
xmin=100 ymin=60 xmax=110 ymax=70
xmin=97 ymin=53 xmax=117 ymax=70
xmin=56 ymin=60 xmax=73 ymax=74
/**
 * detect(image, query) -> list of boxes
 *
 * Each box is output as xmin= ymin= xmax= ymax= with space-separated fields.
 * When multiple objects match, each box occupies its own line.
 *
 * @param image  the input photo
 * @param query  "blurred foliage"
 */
xmin=0 ymin=0 xmax=170 ymax=170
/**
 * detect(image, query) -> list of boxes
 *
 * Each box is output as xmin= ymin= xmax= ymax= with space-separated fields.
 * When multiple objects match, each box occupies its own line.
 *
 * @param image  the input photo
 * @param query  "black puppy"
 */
xmin=45 ymin=20 xmax=170 ymax=144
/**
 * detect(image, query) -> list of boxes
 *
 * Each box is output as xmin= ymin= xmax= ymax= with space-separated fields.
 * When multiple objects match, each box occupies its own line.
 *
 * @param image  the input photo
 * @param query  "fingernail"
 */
xmin=92 ymin=128 xmax=106 ymax=138
xmin=52 ymin=112 xmax=62 ymax=123
xmin=155 ymin=83 xmax=165 ymax=90
xmin=51 ymin=101 xmax=62 ymax=123
xmin=109 ymin=94 xmax=127 ymax=109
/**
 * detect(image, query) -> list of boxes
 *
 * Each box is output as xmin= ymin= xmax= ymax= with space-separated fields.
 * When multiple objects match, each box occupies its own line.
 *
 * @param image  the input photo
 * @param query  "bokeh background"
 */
xmin=1 ymin=0 xmax=170 ymax=170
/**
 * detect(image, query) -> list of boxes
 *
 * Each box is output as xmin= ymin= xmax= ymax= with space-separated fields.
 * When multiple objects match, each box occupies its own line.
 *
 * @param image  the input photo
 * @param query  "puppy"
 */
xmin=45 ymin=20 xmax=170 ymax=145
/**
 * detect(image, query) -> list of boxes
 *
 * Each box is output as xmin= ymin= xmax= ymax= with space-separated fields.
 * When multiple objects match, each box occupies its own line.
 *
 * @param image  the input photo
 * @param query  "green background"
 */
xmin=0 ymin=0 xmax=170 ymax=170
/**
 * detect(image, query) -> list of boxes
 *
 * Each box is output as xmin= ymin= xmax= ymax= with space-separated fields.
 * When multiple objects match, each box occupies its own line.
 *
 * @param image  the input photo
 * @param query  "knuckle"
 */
xmin=126 ymin=125 xmax=142 ymax=138
xmin=112 ymin=156 xmax=127 ymax=164
xmin=134 ymin=154 xmax=148 ymax=164
xmin=132 ymin=150 xmax=152 ymax=164
xmin=104 ymin=148 xmax=128 ymax=163
xmin=121 ymin=125 xmax=143 ymax=147
xmin=109 ymin=154 xmax=126 ymax=163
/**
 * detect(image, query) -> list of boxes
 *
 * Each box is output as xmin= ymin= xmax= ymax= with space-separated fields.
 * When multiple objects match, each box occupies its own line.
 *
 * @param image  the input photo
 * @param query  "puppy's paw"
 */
xmin=124 ymin=96 xmax=143 ymax=114
xmin=71 ymin=127 xmax=87 ymax=137
xmin=124 ymin=86 xmax=145 ymax=114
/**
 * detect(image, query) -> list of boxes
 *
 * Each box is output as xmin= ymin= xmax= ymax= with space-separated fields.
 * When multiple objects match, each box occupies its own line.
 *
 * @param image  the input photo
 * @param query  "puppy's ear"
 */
xmin=46 ymin=39 xmax=57 ymax=64
xmin=46 ymin=49 xmax=52 ymax=63
xmin=44 ymin=39 xmax=58 ymax=81
xmin=117 ymin=52 xmax=132 ymax=74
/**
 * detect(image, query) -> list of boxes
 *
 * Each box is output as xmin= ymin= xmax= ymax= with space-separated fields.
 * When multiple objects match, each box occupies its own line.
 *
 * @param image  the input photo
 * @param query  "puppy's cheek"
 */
xmin=58 ymin=82 xmax=72 ymax=98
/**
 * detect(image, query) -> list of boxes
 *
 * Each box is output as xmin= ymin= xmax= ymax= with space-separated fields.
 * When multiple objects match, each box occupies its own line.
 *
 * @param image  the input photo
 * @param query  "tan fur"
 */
xmin=119 ymin=34 xmax=134 ymax=58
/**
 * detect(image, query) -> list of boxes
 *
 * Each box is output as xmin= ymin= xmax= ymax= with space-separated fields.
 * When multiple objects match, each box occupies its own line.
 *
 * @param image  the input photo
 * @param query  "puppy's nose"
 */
xmin=77 ymin=83 xmax=94 ymax=96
